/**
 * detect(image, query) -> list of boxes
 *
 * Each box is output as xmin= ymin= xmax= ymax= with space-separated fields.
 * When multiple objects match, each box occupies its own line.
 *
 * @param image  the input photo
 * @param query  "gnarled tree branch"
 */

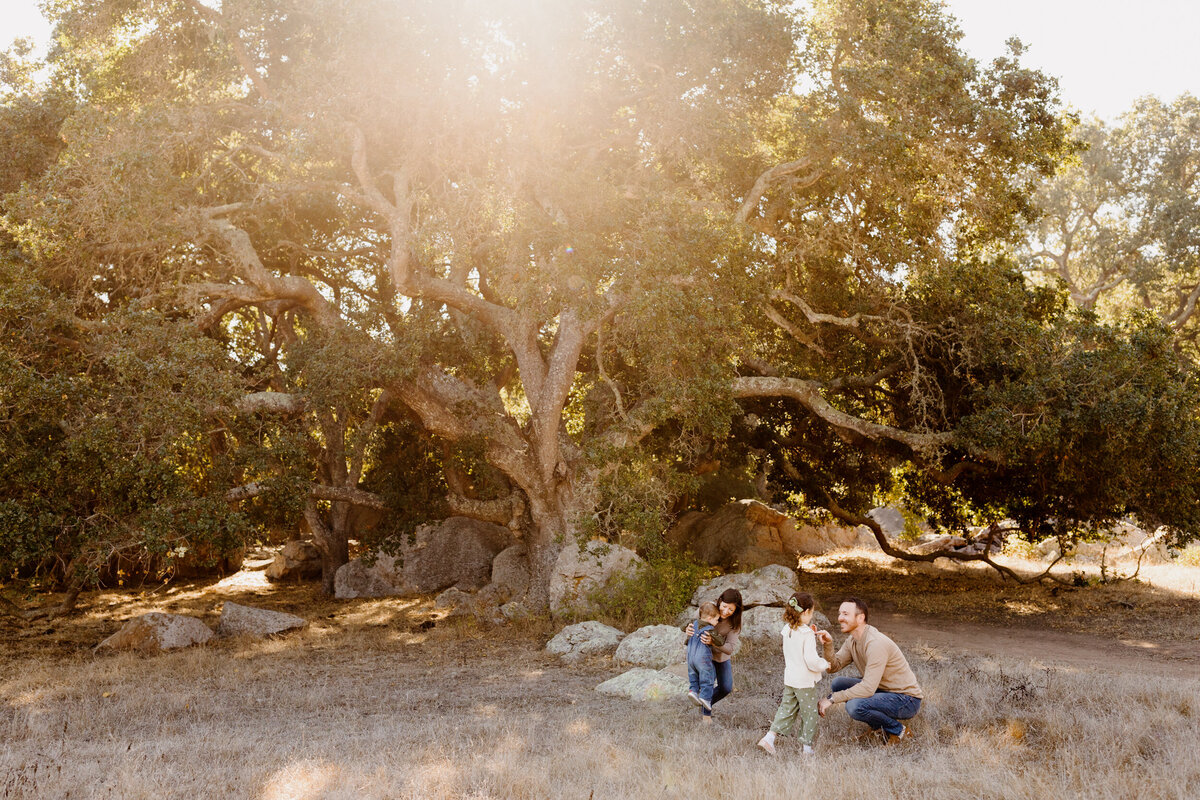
xmin=446 ymin=491 xmax=526 ymax=530
xmin=225 ymin=481 xmax=387 ymax=511
xmin=733 ymin=376 xmax=952 ymax=453
xmin=737 ymin=157 xmax=822 ymax=233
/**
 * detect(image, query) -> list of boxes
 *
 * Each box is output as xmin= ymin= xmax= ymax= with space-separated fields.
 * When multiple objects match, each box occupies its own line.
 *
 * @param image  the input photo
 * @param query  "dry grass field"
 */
xmin=3 ymin=549 xmax=1199 ymax=800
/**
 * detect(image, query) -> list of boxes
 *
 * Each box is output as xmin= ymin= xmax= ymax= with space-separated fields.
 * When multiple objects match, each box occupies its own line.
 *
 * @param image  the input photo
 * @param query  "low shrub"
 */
xmin=584 ymin=551 xmax=716 ymax=630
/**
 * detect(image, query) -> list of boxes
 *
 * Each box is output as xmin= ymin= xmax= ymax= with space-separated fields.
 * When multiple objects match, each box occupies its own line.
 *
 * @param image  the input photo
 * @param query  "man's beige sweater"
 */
xmin=823 ymin=624 xmax=923 ymax=703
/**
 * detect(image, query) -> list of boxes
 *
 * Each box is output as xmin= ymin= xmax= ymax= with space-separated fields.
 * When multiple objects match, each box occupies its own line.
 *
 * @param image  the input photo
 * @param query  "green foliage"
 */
xmin=1177 ymin=545 xmax=1200 ymax=567
xmin=361 ymin=417 xmax=450 ymax=553
xmin=581 ymin=551 xmax=717 ymax=631
xmin=0 ymin=258 xmax=251 ymax=585
xmin=1023 ymin=95 xmax=1200 ymax=354
xmin=897 ymin=259 xmax=1200 ymax=544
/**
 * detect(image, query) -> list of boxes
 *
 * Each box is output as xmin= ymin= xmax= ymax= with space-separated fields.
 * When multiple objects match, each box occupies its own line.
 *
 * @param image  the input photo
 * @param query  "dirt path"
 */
xmin=872 ymin=609 xmax=1200 ymax=679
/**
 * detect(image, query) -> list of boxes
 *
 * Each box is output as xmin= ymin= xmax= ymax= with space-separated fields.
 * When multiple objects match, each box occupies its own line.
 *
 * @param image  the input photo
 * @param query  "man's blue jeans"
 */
xmin=830 ymin=676 xmax=921 ymax=737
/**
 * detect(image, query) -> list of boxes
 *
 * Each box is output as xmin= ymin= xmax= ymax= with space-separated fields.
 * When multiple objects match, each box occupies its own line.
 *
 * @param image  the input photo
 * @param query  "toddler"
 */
xmin=684 ymin=601 xmax=725 ymax=711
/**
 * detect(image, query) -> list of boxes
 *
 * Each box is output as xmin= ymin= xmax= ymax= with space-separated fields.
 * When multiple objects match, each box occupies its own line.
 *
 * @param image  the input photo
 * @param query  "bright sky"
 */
xmin=2 ymin=1 xmax=1198 ymax=121
xmin=946 ymin=0 xmax=1200 ymax=120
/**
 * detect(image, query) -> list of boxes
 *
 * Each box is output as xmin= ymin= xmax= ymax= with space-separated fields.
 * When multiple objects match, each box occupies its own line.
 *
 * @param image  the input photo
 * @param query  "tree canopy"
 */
xmin=3 ymin=0 xmax=1200 ymax=605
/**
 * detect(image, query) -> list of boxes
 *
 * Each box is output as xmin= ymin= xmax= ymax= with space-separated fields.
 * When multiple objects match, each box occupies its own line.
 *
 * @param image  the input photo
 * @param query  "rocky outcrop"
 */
xmin=265 ymin=540 xmax=323 ymax=582
xmin=215 ymin=602 xmax=306 ymax=638
xmin=434 ymin=587 xmax=473 ymax=610
xmin=666 ymin=500 xmax=898 ymax=565
xmin=499 ymin=600 xmax=530 ymax=622
xmin=868 ymin=506 xmax=908 ymax=539
xmin=433 ymin=583 xmax=510 ymax=626
xmin=785 ymin=521 xmax=865 ymax=554
xmin=545 ymin=621 xmax=626 ymax=662
xmin=334 ymin=552 xmax=405 ymax=599
xmin=402 ymin=517 xmax=514 ymax=593
xmin=665 ymin=500 xmax=798 ymax=569
xmin=334 ymin=516 xmax=514 ymax=599
xmin=613 ymin=624 xmax=687 ymax=669
xmin=595 ymin=668 xmax=689 ymax=701
xmin=689 ymin=564 xmax=798 ymax=608
xmin=664 ymin=511 xmax=710 ymax=551
xmin=549 ymin=540 xmax=643 ymax=615
xmin=489 ymin=542 xmax=531 ymax=600
xmin=429 ymin=541 xmax=534 ymax=626
xmin=739 ymin=606 xmax=832 ymax=640
xmin=97 ymin=613 xmax=213 ymax=653
xmin=677 ymin=564 xmax=831 ymax=640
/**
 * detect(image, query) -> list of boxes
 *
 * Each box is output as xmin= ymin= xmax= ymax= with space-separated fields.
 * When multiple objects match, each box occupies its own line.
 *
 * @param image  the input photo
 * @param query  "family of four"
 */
xmin=683 ymin=591 xmax=922 ymax=753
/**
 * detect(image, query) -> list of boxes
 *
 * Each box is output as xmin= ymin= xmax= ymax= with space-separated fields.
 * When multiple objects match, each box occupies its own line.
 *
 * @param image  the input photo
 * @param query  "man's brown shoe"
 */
xmin=884 ymin=725 xmax=914 ymax=746
xmin=853 ymin=728 xmax=885 ymax=745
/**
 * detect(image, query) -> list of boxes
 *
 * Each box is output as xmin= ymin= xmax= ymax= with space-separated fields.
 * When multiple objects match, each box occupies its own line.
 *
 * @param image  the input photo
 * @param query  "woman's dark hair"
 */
xmin=717 ymin=588 xmax=743 ymax=632
xmin=783 ymin=591 xmax=815 ymax=629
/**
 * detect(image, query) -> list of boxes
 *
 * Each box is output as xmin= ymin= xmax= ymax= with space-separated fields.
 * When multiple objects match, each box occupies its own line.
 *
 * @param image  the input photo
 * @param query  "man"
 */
xmin=816 ymin=597 xmax=922 ymax=745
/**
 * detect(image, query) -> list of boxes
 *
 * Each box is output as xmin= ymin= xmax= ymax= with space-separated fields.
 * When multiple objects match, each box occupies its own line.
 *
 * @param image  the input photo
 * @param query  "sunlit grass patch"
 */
xmin=2 ymin=611 xmax=1198 ymax=799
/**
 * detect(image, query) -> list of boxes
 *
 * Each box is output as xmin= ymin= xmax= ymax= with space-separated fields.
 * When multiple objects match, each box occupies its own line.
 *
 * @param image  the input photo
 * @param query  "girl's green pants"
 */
xmin=769 ymin=685 xmax=821 ymax=745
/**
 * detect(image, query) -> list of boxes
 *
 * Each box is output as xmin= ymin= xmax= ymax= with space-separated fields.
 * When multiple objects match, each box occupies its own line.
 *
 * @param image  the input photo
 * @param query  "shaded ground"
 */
xmin=795 ymin=550 xmax=1200 ymax=654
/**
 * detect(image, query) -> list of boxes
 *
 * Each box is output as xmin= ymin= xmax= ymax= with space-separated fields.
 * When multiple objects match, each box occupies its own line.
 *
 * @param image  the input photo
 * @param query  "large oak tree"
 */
xmin=7 ymin=0 xmax=1200 ymax=605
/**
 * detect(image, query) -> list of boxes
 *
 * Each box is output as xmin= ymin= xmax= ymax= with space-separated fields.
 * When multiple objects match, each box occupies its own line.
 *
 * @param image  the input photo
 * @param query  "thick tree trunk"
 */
xmin=318 ymin=538 xmax=349 ymax=594
xmin=522 ymin=485 xmax=577 ymax=610
xmin=305 ymin=499 xmax=352 ymax=594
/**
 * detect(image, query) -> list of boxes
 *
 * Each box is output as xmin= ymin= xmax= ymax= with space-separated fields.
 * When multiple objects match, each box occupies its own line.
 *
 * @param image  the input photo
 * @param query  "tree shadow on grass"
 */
xmin=794 ymin=550 xmax=1200 ymax=648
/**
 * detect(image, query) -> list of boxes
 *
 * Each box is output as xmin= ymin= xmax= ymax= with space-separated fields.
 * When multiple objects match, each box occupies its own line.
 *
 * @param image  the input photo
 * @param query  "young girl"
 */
xmin=757 ymin=592 xmax=829 ymax=755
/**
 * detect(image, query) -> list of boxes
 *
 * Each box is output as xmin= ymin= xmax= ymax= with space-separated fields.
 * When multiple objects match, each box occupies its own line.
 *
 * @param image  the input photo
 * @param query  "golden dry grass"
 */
xmin=3 ymin=552 xmax=1199 ymax=799
xmin=3 ymin=618 xmax=1199 ymax=800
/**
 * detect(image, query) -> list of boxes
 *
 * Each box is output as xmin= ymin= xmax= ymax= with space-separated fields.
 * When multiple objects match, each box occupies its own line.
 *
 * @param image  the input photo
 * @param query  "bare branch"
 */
xmin=310 ymin=484 xmax=386 ymax=511
xmin=225 ymin=481 xmax=386 ymax=511
xmin=761 ymin=301 xmax=828 ymax=356
xmin=346 ymin=127 xmax=394 ymax=220
xmin=822 ymin=361 xmax=903 ymax=392
xmin=595 ymin=317 xmax=628 ymax=420
xmin=201 ymin=216 xmax=342 ymax=329
xmin=391 ymin=367 xmax=536 ymax=481
xmin=446 ymin=491 xmax=526 ymax=530
xmin=349 ymin=389 xmax=393 ymax=485
xmin=1169 ymin=282 xmax=1200 ymax=329
xmin=602 ymin=400 xmax=684 ymax=450
xmin=733 ymin=376 xmax=953 ymax=453
xmin=737 ymin=157 xmax=822 ymax=231
xmin=772 ymin=290 xmax=883 ymax=331
xmin=235 ymin=392 xmax=305 ymax=415
xmin=532 ymin=310 xmax=590 ymax=479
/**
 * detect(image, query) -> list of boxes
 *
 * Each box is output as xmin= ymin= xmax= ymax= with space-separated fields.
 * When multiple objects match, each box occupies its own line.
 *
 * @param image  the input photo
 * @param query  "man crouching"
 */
xmin=816 ymin=597 xmax=922 ymax=745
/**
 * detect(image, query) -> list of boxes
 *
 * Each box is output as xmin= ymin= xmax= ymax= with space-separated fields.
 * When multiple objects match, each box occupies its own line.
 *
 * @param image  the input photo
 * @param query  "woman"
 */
xmin=684 ymin=587 xmax=743 ymax=723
